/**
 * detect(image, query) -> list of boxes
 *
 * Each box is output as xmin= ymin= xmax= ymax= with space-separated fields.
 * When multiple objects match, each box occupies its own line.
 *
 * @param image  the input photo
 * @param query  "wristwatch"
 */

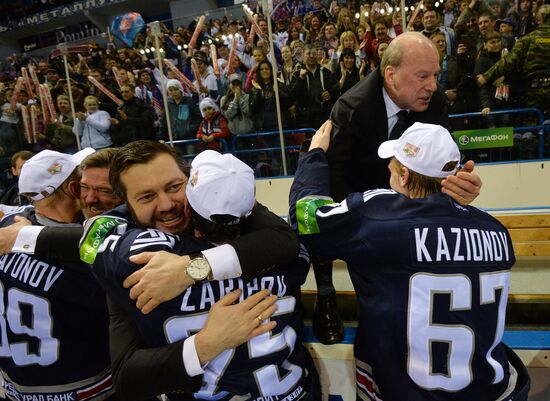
xmin=186 ymin=253 xmax=211 ymax=282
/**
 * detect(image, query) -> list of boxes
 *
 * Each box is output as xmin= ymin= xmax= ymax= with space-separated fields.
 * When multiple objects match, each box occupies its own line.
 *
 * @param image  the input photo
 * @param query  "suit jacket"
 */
xmin=326 ymin=67 xmax=449 ymax=201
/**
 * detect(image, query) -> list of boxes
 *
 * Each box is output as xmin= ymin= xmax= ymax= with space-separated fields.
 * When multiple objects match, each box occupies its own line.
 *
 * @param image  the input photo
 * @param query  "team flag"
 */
xmin=110 ymin=12 xmax=145 ymax=47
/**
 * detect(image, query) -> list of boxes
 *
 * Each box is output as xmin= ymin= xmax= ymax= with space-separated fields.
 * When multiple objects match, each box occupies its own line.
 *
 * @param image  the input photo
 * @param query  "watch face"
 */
xmin=188 ymin=257 xmax=210 ymax=281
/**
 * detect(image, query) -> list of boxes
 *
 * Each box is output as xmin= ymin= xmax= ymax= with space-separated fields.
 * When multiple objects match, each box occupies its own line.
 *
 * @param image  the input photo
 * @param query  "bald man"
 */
xmin=310 ymin=32 xmax=482 ymax=345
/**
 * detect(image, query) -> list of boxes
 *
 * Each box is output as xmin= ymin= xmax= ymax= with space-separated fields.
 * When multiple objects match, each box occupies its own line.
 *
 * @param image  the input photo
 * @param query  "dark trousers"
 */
xmin=502 ymin=345 xmax=531 ymax=401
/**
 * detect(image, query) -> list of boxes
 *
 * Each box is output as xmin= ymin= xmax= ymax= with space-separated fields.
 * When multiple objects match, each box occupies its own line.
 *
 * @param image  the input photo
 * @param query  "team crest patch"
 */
xmin=402 ymin=142 xmax=420 ymax=157
xmin=47 ymin=162 xmax=63 ymax=174
xmin=190 ymin=170 xmax=199 ymax=187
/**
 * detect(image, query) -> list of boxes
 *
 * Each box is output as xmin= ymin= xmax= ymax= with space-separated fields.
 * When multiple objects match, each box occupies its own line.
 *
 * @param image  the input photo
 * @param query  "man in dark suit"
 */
xmin=312 ymin=32 xmax=482 ymax=344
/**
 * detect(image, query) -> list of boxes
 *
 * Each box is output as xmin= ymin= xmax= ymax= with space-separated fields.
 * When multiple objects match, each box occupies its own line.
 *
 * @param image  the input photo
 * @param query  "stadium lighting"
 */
xmin=222 ymin=35 xmax=227 ymax=40
xmin=364 ymin=11 xmax=369 ymax=16
xmin=208 ymin=39 xmax=212 ymax=44
xmin=355 ymin=12 xmax=360 ymax=19
xmin=159 ymin=48 xmax=164 ymax=53
xmin=151 ymin=46 xmax=155 ymax=51
xmin=435 ymin=1 xmax=440 ymax=6
xmin=145 ymin=48 xmax=150 ymax=53
xmin=140 ymin=49 xmax=145 ymax=55
xmin=177 ymin=45 xmax=182 ymax=50
xmin=380 ymin=9 xmax=385 ymax=14
xmin=405 ymin=6 xmax=409 ymax=11
xmin=410 ymin=6 xmax=415 ymax=11
xmin=420 ymin=4 xmax=425 ymax=9
xmin=388 ymin=7 xmax=393 ymax=13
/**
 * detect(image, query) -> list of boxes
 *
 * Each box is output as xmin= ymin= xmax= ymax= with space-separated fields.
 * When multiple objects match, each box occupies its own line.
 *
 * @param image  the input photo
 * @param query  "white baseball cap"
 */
xmin=186 ymin=150 xmax=255 ymax=224
xmin=377 ymin=122 xmax=460 ymax=178
xmin=19 ymin=148 xmax=96 ymax=201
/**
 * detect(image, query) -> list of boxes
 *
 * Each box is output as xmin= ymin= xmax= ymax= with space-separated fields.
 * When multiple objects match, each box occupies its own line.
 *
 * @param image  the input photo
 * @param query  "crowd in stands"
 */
xmin=0 ymin=0 xmax=548 ymax=191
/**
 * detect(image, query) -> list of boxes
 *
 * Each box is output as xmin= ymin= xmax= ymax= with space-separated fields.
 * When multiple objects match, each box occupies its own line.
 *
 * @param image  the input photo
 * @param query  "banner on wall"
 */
xmin=19 ymin=22 xmax=100 ymax=53
xmin=0 ymin=0 xmax=125 ymax=32
xmin=452 ymin=127 xmax=514 ymax=150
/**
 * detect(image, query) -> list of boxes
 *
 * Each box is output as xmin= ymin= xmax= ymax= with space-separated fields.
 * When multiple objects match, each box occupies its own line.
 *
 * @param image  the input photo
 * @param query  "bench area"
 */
xmin=496 ymin=214 xmax=550 ymax=257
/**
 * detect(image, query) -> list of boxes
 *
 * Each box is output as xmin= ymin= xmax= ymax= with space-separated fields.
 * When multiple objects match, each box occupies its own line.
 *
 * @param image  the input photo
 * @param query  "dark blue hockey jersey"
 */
xmin=0 ymin=208 xmax=114 ymax=401
xmin=82 ymin=216 xmax=313 ymax=401
xmin=290 ymin=149 xmax=516 ymax=401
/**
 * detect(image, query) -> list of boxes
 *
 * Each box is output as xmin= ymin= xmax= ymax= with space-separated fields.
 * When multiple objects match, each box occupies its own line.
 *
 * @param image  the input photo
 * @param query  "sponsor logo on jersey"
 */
xmin=296 ymin=196 xmax=333 ymax=235
xmin=80 ymin=217 xmax=121 ymax=264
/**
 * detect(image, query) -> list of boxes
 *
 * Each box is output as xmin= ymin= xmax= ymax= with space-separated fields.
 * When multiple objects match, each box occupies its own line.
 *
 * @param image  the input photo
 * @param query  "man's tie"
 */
xmin=389 ymin=110 xmax=410 ymax=140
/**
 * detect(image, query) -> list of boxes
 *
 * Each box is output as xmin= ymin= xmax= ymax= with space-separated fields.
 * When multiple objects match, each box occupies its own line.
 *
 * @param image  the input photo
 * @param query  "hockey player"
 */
xmin=290 ymin=121 xmax=530 ymax=401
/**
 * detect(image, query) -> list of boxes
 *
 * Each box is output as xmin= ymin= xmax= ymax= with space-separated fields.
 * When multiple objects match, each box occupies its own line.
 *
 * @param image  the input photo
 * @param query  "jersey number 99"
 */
xmin=0 ymin=283 xmax=59 ymax=366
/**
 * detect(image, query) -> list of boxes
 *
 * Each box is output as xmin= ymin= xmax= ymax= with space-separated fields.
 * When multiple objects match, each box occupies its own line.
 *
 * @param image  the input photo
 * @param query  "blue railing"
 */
xmin=168 ymin=138 xmax=229 ymax=160
xmin=165 ymin=109 xmax=548 ymax=174
xmin=449 ymin=108 xmax=549 ymax=160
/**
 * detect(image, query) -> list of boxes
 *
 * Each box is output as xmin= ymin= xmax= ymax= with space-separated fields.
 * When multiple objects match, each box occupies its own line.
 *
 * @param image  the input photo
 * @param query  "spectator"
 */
xmin=44 ymin=94 xmax=77 ymax=153
xmin=306 ymin=14 xmax=323 ymax=43
xmin=191 ymin=51 xmax=218 ymax=101
xmin=197 ymin=97 xmax=231 ymax=151
xmin=245 ymin=47 xmax=267 ymax=93
xmin=508 ymin=0 xmax=537 ymax=37
xmin=160 ymin=79 xmax=201 ymax=154
xmin=249 ymin=61 xmax=290 ymax=132
xmin=110 ymin=84 xmax=155 ymax=146
xmin=0 ymin=150 xmax=34 ymax=206
xmin=292 ymin=44 xmax=333 ymax=131
xmin=87 ymin=68 xmax=118 ymax=117
xmin=477 ymin=4 xmax=550 ymax=114
xmin=332 ymin=30 xmax=361 ymax=71
xmin=319 ymin=22 xmax=339 ymax=56
xmin=280 ymin=45 xmax=300 ymax=86
xmin=329 ymin=48 xmax=362 ymax=100
xmin=363 ymin=18 xmax=393 ymax=67
xmin=421 ymin=9 xmax=457 ymax=55
xmin=336 ymin=7 xmax=356 ymax=36
xmin=496 ymin=17 xmax=517 ymax=49
xmin=73 ymin=95 xmax=112 ymax=150
xmin=475 ymin=31 xmax=511 ymax=125
xmin=0 ymin=89 xmax=23 ymax=158
xmin=221 ymin=74 xmax=254 ymax=135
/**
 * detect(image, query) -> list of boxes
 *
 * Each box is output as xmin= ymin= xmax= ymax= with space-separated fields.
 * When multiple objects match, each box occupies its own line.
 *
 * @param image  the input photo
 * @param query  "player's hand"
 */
xmin=0 ymin=215 xmax=32 ymax=255
xmin=309 ymin=120 xmax=332 ymax=152
xmin=441 ymin=160 xmax=482 ymax=205
xmin=195 ymin=289 xmax=278 ymax=365
xmin=125 ymin=251 xmax=194 ymax=314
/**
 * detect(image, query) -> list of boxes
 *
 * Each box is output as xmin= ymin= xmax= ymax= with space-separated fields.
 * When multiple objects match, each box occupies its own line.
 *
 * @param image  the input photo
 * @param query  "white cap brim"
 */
xmin=73 ymin=147 xmax=96 ymax=164
xmin=377 ymin=139 xmax=399 ymax=159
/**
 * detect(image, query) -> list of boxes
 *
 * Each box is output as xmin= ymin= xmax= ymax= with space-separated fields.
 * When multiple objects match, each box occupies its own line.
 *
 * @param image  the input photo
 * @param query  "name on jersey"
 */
xmin=179 ymin=275 xmax=288 ymax=312
xmin=0 ymin=253 xmax=63 ymax=292
xmin=414 ymin=227 xmax=511 ymax=263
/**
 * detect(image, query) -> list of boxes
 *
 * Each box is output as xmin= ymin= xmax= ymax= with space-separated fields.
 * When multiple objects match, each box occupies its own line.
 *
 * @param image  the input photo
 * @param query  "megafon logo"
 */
xmin=459 ymin=135 xmax=470 ymax=145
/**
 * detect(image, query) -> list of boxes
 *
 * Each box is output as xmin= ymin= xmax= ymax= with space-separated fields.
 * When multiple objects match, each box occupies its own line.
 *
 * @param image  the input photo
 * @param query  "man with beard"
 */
xmin=0 ymin=143 xmax=303 ymax=396
xmin=0 ymin=147 xmax=118 ymax=401
xmin=84 ymin=146 xmax=319 ymax=400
